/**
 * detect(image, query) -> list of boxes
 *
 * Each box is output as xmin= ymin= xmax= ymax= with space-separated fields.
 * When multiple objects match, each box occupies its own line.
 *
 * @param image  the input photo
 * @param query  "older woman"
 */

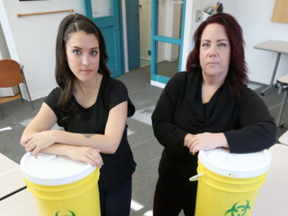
xmin=151 ymin=13 xmax=276 ymax=216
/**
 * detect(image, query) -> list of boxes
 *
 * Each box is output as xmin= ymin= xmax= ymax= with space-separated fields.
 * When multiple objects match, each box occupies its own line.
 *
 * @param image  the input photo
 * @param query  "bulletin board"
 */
xmin=271 ymin=0 xmax=288 ymax=24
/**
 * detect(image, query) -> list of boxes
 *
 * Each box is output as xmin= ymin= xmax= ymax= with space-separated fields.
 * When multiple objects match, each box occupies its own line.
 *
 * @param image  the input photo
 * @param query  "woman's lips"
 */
xmin=207 ymin=62 xmax=218 ymax=65
xmin=81 ymin=69 xmax=92 ymax=73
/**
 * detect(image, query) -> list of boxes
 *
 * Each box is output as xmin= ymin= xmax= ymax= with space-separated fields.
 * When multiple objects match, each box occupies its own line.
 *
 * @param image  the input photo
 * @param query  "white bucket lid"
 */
xmin=198 ymin=148 xmax=271 ymax=178
xmin=20 ymin=152 xmax=96 ymax=186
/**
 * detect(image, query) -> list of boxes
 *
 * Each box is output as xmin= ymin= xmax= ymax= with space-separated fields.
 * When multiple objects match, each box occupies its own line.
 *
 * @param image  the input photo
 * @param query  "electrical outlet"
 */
xmin=196 ymin=10 xmax=201 ymax=22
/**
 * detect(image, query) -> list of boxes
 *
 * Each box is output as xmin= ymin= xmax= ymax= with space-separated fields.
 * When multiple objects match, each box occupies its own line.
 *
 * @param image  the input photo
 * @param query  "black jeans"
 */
xmin=153 ymin=188 xmax=196 ymax=216
xmin=99 ymin=179 xmax=132 ymax=216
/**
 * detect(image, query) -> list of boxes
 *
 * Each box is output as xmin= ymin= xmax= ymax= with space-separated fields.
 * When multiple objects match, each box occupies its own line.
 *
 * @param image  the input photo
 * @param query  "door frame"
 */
xmin=125 ymin=0 xmax=140 ymax=70
xmin=82 ymin=0 xmax=125 ymax=77
xmin=150 ymin=0 xmax=186 ymax=87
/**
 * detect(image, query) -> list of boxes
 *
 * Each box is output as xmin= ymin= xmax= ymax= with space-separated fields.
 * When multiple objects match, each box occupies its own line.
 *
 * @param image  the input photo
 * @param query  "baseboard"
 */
xmin=150 ymin=80 xmax=166 ymax=89
xmin=21 ymin=89 xmax=52 ymax=101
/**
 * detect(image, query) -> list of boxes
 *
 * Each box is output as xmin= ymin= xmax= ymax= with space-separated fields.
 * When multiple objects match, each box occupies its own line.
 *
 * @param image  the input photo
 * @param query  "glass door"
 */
xmin=151 ymin=0 xmax=186 ymax=86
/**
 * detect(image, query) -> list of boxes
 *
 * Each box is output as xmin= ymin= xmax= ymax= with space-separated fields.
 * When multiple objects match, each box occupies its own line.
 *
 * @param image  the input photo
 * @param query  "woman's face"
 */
xmin=65 ymin=30 xmax=100 ymax=84
xmin=199 ymin=23 xmax=231 ymax=83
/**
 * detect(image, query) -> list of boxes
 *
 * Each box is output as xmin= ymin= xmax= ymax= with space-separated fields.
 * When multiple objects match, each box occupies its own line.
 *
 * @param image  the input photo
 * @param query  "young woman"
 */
xmin=152 ymin=13 xmax=277 ymax=215
xmin=20 ymin=14 xmax=136 ymax=216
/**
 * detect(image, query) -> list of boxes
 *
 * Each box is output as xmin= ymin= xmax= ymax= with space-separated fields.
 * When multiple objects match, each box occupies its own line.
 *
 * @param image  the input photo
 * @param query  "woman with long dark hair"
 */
xmin=152 ymin=13 xmax=276 ymax=215
xmin=21 ymin=14 xmax=136 ymax=216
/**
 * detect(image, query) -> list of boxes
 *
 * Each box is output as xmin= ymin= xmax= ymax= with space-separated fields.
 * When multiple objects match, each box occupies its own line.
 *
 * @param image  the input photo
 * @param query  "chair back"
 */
xmin=0 ymin=59 xmax=23 ymax=87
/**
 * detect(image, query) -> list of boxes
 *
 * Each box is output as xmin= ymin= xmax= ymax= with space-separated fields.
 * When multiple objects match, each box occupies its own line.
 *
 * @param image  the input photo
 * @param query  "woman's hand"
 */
xmin=66 ymin=146 xmax=103 ymax=167
xmin=184 ymin=133 xmax=194 ymax=147
xmin=21 ymin=131 xmax=55 ymax=156
xmin=187 ymin=132 xmax=228 ymax=155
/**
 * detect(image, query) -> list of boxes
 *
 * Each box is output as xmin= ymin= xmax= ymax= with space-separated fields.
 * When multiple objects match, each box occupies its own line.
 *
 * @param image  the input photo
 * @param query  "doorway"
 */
xmin=136 ymin=0 xmax=184 ymax=71
xmin=151 ymin=0 xmax=186 ymax=86
xmin=126 ymin=0 xmax=185 ymax=84
xmin=138 ymin=0 xmax=152 ymax=68
xmin=125 ymin=0 xmax=150 ymax=70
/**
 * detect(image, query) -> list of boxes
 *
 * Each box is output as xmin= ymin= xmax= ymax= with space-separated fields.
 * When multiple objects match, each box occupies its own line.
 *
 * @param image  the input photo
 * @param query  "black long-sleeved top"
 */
xmin=152 ymin=71 xmax=276 ymax=196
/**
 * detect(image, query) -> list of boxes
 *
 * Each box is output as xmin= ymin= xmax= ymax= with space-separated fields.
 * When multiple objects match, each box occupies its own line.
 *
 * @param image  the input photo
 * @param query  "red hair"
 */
xmin=186 ymin=13 xmax=248 ymax=98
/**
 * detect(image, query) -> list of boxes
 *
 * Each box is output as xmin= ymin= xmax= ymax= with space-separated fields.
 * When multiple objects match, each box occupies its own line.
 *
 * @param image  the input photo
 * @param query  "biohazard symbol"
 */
xmin=225 ymin=200 xmax=251 ymax=216
xmin=55 ymin=210 xmax=76 ymax=216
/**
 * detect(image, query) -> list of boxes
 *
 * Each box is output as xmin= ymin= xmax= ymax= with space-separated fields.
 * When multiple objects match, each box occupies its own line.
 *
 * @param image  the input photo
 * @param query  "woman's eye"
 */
xmin=219 ymin=43 xmax=226 ymax=47
xmin=73 ymin=50 xmax=81 ymax=54
xmin=91 ymin=50 xmax=98 ymax=56
xmin=202 ymin=43 xmax=209 ymax=47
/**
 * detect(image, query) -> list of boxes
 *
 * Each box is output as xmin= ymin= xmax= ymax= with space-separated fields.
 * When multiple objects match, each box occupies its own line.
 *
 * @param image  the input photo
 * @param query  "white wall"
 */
xmin=0 ymin=0 xmax=84 ymax=100
xmin=236 ymin=0 xmax=288 ymax=84
xmin=0 ymin=22 xmax=10 ymax=59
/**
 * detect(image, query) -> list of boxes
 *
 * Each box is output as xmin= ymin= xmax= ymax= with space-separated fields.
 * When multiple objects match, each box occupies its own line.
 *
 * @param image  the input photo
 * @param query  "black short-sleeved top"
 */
xmin=45 ymin=74 xmax=136 ymax=191
xmin=152 ymin=71 xmax=277 ymax=196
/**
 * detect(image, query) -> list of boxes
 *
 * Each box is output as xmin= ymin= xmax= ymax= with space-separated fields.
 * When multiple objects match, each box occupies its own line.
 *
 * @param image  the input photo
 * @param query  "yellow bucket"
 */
xmin=20 ymin=152 xmax=101 ymax=216
xmin=190 ymin=148 xmax=271 ymax=216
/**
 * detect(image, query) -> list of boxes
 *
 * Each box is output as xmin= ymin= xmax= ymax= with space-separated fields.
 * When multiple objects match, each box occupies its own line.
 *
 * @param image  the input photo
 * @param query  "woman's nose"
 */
xmin=82 ymin=55 xmax=90 ymax=66
xmin=209 ymin=45 xmax=217 ymax=57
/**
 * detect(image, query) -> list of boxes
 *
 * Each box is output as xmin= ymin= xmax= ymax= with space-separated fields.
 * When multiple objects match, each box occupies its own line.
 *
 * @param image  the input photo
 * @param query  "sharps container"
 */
xmin=20 ymin=152 xmax=101 ymax=216
xmin=189 ymin=148 xmax=271 ymax=216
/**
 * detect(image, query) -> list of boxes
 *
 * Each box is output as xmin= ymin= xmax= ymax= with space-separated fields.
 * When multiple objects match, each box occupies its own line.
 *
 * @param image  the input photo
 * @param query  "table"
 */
xmin=0 ymin=153 xmax=26 ymax=201
xmin=276 ymin=74 xmax=288 ymax=127
xmin=0 ymin=189 xmax=40 ymax=216
xmin=252 ymin=144 xmax=288 ymax=215
xmin=254 ymin=40 xmax=288 ymax=96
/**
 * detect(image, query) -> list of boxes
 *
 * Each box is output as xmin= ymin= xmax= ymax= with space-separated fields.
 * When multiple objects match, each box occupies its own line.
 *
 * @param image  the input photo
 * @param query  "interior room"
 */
xmin=1 ymin=0 xmax=288 ymax=215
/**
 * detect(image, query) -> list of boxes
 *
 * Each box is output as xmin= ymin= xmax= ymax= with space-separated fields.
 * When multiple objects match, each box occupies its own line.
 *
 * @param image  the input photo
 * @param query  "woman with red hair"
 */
xmin=152 ymin=13 xmax=276 ymax=215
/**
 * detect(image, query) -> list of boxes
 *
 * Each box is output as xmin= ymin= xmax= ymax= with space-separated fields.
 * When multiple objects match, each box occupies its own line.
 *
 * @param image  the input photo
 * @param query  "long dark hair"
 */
xmin=186 ymin=13 xmax=248 ymax=98
xmin=55 ymin=13 xmax=110 ymax=122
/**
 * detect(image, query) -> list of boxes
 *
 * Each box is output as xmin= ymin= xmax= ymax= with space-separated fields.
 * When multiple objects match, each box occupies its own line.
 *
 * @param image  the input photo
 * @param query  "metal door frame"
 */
xmin=151 ymin=0 xmax=186 ymax=86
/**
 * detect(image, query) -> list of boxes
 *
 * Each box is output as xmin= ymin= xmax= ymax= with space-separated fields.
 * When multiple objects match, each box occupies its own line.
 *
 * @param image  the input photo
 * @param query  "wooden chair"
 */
xmin=0 ymin=59 xmax=34 ymax=119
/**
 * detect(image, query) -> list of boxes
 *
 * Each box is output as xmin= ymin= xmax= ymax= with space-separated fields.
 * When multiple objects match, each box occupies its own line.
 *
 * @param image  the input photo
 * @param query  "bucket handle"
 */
xmin=189 ymin=173 xmax=203 ymax=182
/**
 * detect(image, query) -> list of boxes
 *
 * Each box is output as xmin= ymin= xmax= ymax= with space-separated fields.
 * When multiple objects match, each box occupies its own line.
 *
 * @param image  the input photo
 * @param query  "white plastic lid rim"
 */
xmin=198 ymin=148 xmax=271 ymax=178
xmin=20 ymin=152 xmax=96 ymax=186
